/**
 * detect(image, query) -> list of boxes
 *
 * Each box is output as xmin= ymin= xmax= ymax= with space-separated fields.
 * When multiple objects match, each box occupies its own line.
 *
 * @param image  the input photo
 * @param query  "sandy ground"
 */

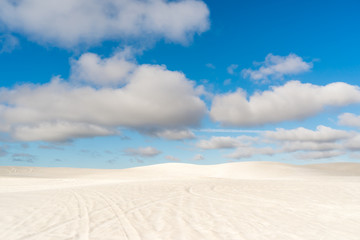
xmin=1 ymin=162 xmax=360 ymax=240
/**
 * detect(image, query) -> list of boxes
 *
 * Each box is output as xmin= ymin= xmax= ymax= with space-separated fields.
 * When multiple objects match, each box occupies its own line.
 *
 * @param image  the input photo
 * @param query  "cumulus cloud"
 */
xmin=210 ymin=81 xmax=360 ymax=126
xmin=0 ymin=0 xmax=210 ymax=48
xmin=338 ymin=113 xmax=360 ymax=128
xmin=12 ymin=121 xmax=115 ymax=142
xmin=196 ymin=135 xmax=266 ymax=159
xmin=0 ymin=34 xmax=19 ymax=53
xmin=295 ymin=151 xmax=343 ymax=160
xmin=196 ymin=136 xmax=255 ymax=149
xmin=196 ymin=125 xmax=360 ymax=160
xmin=344 ymin=135 xmax=360 ymax=151
xmin=197 ymin=129 xmax=262 ymax=133
xmin=197 ymin=136 xmax=241 ymax=149
xmin=226 ymin=146 xmax=275 ymax=159
xmin=281 ymin=141 xmax=340 ymax=152
xmin=149 ymin=129 xmax=195 ymax=140
xmin=125 ymin=146 xmax=161 ymax=157
xmin=264 ymin=125 xmax=355 ymax=159
xmin=0 ymin=54 xmax=206 ymax=142
xmin=70 ymin=50 xmax=136 ymax=87
xmin=264 ymin=125 xmax=353 ymax=143
xmin=198 ymin=125 xmax=360 ymax=160
xmin=242 ymin=53 xmax=313 ymax=82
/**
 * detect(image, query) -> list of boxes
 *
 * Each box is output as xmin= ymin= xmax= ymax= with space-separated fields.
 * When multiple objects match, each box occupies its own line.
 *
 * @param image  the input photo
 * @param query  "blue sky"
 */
xmin=1 ymin=0 xmax=360 ymax=168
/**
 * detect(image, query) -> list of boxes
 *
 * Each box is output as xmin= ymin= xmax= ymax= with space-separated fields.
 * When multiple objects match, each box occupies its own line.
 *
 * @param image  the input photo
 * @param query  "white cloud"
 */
xmin=150 ymin=129 xmax=195 ymax=140
xmin=338 ymin=113 xmax=360 ymax=128
xmin=281 ymin=141 xmax=340 ymax=152
xmin=210 ymin=81 xmax=360 ymax=126
xmin=226 ymin=146 xmax=275 ymax=159
xmin=0 ymin=56 xmax=206 ymax=142
xmin=196 ymin=135 xmax=273 ymax=159
xmin=344 ymin=135 xmax=360 ymax=151
xmin=0 ymin=34 xmax=19 ymax=53
xmin=70 ymin=50 xmax=136 ymax=87
xmin=165 ymin=155 xmax=181 ymax=162
xmin=295 ymin=151 xmax=343 ymax=160
xmin=125 ymin=146 xmax=161 ymax=157
xmin=242 ymin=53 xmax=313 ymax=82
xmin=264 ymin=125 xmax=352 ymax=143
xmin=196 ymin=125 xmax=360 ymax=160
xmin=262 ymin=125 xmax=358 ymax=159
xmin=0 ymin=0 xmax=210 ymax=48
xmin=196 ymin=136 xmax=251 ymax=149
xmin=197 ymin=125 xmax=360 ymax=161
xmin=197 ymin=129 xmax=262 ymax=133
xmin=12 ymin=121 xmax=115 ymax=142
xmin=263 ymin=126 xmax=352 ymax=158
xmin=227 ymin=64 xmax=238 ymax=75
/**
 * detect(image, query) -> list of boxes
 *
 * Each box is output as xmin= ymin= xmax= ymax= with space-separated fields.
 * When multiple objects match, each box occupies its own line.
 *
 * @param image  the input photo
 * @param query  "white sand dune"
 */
xmin=1 ymin=161 xmax=360 ymax=240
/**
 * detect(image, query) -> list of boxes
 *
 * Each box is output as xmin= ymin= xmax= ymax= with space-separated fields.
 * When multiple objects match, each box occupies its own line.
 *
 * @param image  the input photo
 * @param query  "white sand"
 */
xmin=1 ymin=162 xmax=360 ymax=240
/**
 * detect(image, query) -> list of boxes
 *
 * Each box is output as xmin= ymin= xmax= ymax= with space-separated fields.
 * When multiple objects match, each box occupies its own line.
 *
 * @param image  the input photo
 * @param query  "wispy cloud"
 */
xmin=205 ymin=63 xmax=215 ymax=69
xmin=295 ymin=151 xmax=343 ymax=160
xmin=12 ymin=153 xmax=36 ymax=162
xmin=38 ymin=144 xmax=64 ymax=150
xmin=197 ymin=136 xmax=255 ymax=150
xmin=226 ymin=146 xmax=275 ymax=159
xmin=227 ymin=64 xmax=238 ymax=75
xmin=242 ymin=53 xmax=313 ymax=83
xmin=124 ymin=147 xmax=161 ymax=158
xmin=193 ymin=154 xmax=204 ymax=161
xmin=0 ymin=34 xmax=19 ymax=53
xmin=165 ymin=155 xmax=181 ymax=162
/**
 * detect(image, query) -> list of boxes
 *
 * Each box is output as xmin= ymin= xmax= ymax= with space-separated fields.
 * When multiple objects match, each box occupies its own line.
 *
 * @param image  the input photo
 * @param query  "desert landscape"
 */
xmin=1 ymin=0 xmax=360 ymax=239
xmin=1 ymin=161 xmax=360 ymax=240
